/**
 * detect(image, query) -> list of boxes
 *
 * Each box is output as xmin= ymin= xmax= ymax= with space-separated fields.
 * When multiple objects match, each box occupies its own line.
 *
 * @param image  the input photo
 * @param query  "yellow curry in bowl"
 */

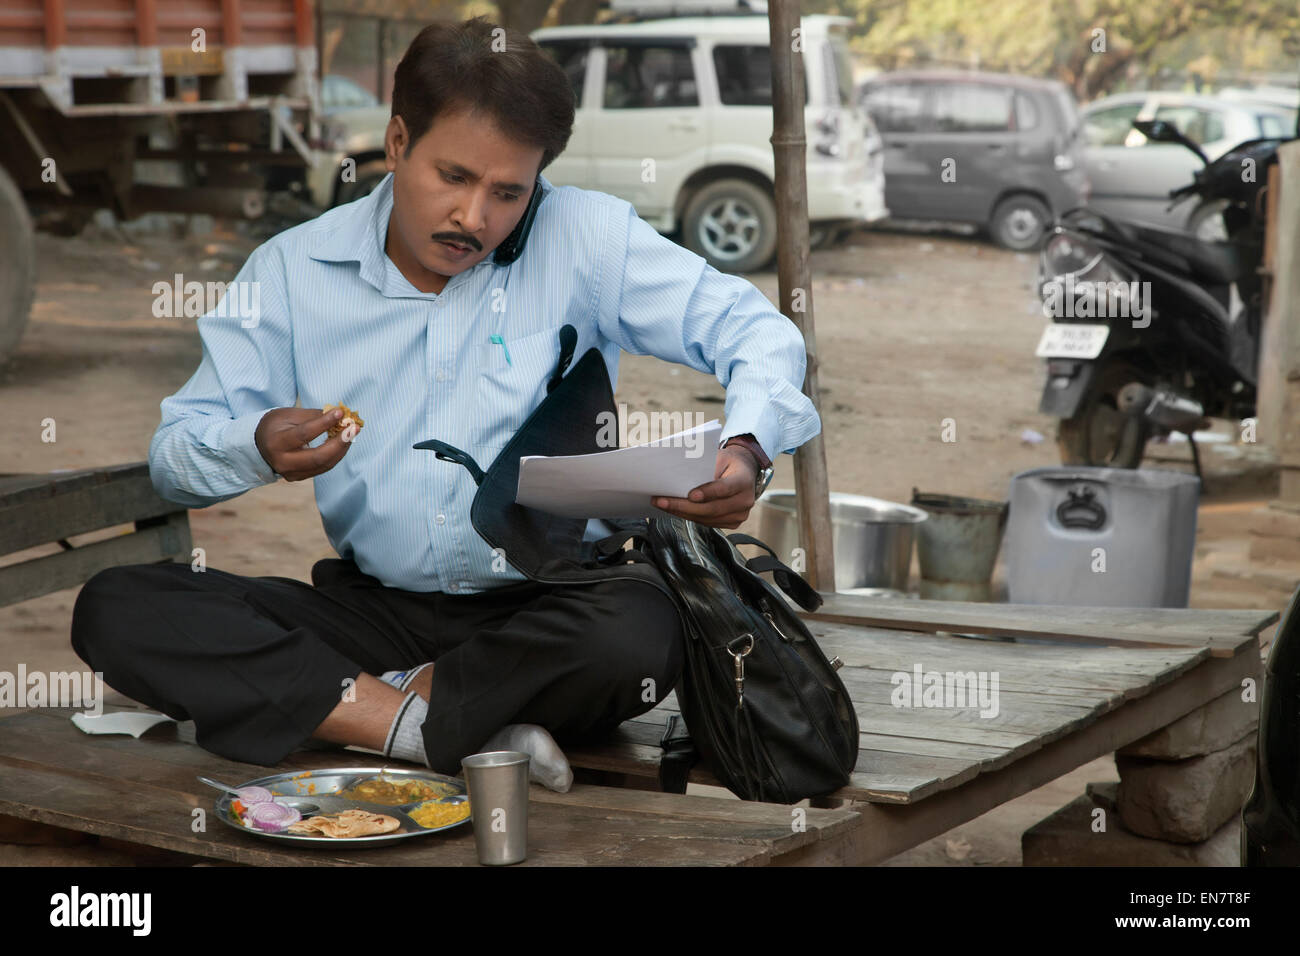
xmin=409 ymin=800 xmax=472 ymax=829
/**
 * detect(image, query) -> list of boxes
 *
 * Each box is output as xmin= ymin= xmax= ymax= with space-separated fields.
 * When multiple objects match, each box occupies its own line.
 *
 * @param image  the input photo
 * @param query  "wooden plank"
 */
xmin=0 ymin=462 xmax=182 ymax=557
xmin=0 ymin=462 xmax=146 ymax=509
xmin=0 ymin=512 xmax=190 ymax=606
xmin=853 ymin=731 xmax=1008 ymax=763
xmin=850 ymin=750 xmax=981 ymax=801
xmin=801 ymin=592 xmax=1274 ymax=657
xmin=837 ymin=664 xmax=1131 ymax=706
xmin=773 ymin=646 xmax=1262 ymax=864
xmin=848 ymin=697 xmax=1099 ymax=739
xmin=529 ymin=782 xmax=859 ymax=840
xmin=0 ymin=761 xmax=787 ymax=867
xmin=806 ymin=624 xmax=1214 ymax=672
xmin=808 ymin=623 xmax=1213 ymax=693
xmin=0 ymin=709 xmax=858 ymax=867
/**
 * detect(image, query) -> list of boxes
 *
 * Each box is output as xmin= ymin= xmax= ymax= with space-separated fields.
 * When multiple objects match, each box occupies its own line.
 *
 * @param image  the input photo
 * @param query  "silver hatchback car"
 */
xmin=1081 ymin=90 xmax=1297 ymax=232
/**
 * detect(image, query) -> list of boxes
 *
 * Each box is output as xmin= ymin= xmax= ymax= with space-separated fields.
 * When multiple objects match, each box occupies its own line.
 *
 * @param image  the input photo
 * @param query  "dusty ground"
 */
xmin=0 ymin=213 xmax=1291 ymax=866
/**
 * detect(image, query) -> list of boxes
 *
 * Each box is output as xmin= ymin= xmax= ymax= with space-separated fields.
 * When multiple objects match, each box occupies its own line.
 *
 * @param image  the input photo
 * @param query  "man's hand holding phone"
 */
xmin=255 ymin=407 xmax=357 ymax=481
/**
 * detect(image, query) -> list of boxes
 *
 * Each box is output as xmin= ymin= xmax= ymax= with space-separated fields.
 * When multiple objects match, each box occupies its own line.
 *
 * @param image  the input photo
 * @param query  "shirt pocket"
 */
xmin=471 ymin=325 xmax=569 ymax=447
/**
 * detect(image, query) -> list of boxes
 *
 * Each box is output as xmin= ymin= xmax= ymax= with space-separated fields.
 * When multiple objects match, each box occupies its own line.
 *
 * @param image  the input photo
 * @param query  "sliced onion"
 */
xmin=246 ymin=800 xmax=301 ymax=832
xmin=236 ymin=786 xmax=274 ymax=806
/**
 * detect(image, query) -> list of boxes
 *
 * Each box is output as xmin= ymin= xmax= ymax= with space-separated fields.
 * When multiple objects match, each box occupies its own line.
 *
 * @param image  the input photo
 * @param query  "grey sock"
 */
xmin=377 ymin=662 xmax=433 ymax=694
xmin=382 ymin=691 xmax=430 ymax=767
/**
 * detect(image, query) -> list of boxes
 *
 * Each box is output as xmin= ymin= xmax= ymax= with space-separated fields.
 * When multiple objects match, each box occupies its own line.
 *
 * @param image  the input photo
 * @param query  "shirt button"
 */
xmin=447 ymin=582 xmax=458 ymax=592
xmin=436 ymin=369 xmax=447 ymax=382
xmin=435 ymin=513 xmax=446 ymax=525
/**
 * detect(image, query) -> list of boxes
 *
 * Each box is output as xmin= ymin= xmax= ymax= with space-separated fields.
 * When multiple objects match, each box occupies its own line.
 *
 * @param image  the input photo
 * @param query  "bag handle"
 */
xmin=411 ymin=440 xmax=485 ymax=486
xmin=546 ymin=324 xmax=579 ymax=394
xmin=725 ymin=532 xmax=822 ymax=612
xmin=725 ymin=532 xmax=778 ymax=558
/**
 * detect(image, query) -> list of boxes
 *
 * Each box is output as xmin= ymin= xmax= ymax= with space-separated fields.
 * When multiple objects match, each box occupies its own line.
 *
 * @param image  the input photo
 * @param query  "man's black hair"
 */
xmin=391 ymin=16 xmax=576 ymax=174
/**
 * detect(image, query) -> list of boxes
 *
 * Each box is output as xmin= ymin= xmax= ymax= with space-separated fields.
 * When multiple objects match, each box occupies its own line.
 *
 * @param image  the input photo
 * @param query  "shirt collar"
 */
xmin=307 ymin=171 xmax=555 ymax=295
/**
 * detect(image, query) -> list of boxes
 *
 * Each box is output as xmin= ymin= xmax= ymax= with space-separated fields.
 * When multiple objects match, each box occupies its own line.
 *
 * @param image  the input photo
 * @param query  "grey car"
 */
xmin=857 ymin=69 xmax=1089 ymax=250
xmin=1081 ymin=90 xmax=1298 ymax=234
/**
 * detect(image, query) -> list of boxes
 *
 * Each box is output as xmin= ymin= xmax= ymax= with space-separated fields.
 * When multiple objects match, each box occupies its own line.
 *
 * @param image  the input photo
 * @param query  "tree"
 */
xmin=836 ymin=0 xmax=1300 ymax=100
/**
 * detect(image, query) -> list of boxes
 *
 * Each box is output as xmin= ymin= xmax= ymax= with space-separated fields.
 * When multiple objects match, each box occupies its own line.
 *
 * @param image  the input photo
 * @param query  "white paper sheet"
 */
xmin=516 ymin=419 xmax=722 ymax=518
xmin=71 ymin=711 xmax=175 ymax=737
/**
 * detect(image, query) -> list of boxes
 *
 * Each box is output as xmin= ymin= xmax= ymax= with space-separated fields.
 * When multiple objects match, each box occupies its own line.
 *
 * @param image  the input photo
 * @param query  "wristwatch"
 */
xmin=723 ymin=434 xmax=774 ymax=500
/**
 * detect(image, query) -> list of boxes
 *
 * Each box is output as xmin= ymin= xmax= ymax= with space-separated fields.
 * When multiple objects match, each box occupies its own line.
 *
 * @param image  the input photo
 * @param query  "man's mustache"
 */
xmin=432 ymin=235 xmax=480 ymax=250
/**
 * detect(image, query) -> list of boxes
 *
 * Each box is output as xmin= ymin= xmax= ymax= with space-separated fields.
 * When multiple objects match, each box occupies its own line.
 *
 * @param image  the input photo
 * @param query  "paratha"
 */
xmin=286 ymin=808 xmax=400 ymax=838
xmin=322 ymin=403 xmax=364 ymax=440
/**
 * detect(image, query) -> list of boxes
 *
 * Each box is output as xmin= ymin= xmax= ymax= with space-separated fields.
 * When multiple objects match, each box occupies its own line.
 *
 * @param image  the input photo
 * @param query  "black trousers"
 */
xmin=70 ymin=559 xmax=685 ymax=775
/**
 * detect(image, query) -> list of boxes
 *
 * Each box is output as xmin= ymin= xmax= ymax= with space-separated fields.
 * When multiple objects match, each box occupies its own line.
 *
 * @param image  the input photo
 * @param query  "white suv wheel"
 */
xmin=681 ymin=179 xmax=778 ymax=273
xmin=701 ymin=198 xmax=762 ymax=259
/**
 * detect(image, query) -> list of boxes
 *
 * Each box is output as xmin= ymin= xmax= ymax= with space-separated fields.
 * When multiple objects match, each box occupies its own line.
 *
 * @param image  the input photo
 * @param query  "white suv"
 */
xmin=533 ymin=7 xmax=887 ymax=272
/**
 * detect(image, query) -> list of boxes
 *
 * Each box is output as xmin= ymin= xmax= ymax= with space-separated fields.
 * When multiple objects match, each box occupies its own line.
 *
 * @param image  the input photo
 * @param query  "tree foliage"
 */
xmin=827 ymin=0 xmax=1300 ymax=100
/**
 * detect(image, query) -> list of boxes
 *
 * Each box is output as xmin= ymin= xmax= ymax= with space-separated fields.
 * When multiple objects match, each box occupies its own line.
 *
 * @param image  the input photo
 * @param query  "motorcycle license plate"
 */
xmin=1035 ymin=323 xmax=1109 ymax=359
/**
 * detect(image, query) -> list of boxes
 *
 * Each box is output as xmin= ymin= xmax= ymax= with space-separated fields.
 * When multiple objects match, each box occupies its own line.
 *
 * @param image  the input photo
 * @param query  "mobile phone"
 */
xmin=492 ymin=176 xmax=544 ymax=265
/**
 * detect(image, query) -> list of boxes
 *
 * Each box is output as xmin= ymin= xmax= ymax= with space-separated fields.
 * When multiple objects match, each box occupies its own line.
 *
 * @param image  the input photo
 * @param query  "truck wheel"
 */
xmin=0 ymin=166 xmax=35 ymax=368
xmin=989 ymin=194 xmax=1051 ymax=251
xmin=681 ymin=179 xmax=778 ymax=273
xmin=1057 ymin=360 xmax=1151 ymax=468
xmin=335 ymin=159 xmax=390 ymax=207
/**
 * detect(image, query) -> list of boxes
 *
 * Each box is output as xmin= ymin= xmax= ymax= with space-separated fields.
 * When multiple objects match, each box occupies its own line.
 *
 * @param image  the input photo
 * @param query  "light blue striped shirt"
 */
xmin=149 ymin=172 xmax=821 ymax=593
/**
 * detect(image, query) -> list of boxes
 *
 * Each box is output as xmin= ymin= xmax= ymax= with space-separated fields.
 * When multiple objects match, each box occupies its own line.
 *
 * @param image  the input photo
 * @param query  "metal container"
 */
xmin=1005 ymin=466 xmax=1200 ymax=607
xmin=754 ymin=490 xmax=927 ymax=592
xmin=910 ymin=490 xmax=1009 ymax=602
xmin=462 ymin=751 xmax=530 ymax=865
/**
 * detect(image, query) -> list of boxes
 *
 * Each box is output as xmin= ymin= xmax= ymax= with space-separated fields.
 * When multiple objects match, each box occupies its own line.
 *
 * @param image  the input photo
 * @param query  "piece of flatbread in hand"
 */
xmin=322 ymin=403 xmax=364 ymax=440
xmin=287 ymin=808 xmax=401 ymax=838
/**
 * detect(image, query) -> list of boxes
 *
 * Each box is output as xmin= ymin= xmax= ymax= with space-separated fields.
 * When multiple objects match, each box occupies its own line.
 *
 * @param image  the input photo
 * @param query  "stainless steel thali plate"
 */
xmin=211 ymin=766 xmax=471 ymax=847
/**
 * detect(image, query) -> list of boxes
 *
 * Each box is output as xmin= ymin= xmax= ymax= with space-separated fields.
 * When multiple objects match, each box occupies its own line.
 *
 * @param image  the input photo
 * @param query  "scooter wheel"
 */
xmin=1057 ymin=360 xmax=1152 ymax=468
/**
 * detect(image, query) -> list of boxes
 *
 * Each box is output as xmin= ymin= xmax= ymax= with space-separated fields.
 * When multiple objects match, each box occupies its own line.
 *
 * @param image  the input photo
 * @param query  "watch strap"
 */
xmin=722 ymin=434 xmax=772 ymax=471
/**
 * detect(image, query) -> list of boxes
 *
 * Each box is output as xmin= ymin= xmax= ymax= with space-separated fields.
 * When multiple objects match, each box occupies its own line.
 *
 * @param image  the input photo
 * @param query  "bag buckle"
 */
xmin=728 ymin=633 xmax=755 ymax=707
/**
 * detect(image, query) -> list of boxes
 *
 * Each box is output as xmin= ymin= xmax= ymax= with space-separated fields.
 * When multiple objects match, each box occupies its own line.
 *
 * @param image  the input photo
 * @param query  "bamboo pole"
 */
xmin=767 ymin=0 xmax=835 ymax=592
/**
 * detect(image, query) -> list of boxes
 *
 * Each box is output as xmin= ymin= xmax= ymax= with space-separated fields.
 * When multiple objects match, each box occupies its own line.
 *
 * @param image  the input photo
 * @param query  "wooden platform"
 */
xmin=565 ymin=597 xmax=1276 ymax=865
xmin=0 ymin=596 xmax=1276 ymax=866
xmin=0 ymin=709 xmax=860 ymax=867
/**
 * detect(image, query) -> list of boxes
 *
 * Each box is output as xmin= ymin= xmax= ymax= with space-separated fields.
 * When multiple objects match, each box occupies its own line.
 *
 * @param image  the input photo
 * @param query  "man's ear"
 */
xmin=384 ymin=116 xmax=408 ymax=172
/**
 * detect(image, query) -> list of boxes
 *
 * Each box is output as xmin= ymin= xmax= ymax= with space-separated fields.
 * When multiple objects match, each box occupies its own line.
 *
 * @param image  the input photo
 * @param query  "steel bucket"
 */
xmin=754 ymin=490 xmax=927 ymax=592
xmin=910 ymin=490 xmax=1009 ymax=602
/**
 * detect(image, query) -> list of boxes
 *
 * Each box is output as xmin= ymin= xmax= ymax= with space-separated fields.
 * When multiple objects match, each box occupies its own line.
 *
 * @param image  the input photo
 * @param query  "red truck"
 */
xmin=0 ymin=0 xmax=318 ymax=365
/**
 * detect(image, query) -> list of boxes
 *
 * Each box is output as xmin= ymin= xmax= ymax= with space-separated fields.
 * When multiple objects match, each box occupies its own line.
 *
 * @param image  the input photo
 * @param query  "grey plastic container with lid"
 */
xmin=1005 ymin=466 xmax=1200 ymax=608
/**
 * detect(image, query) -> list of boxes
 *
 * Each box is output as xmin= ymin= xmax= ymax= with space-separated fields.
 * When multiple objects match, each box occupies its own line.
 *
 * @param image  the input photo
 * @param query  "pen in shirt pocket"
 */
xmin=489 ymin=334 xmax=512 ymax=366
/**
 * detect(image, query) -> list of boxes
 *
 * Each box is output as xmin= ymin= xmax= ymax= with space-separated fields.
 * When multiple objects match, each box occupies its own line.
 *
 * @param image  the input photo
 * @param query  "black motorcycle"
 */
xmin=1034 ymin=119 xmax=1284 ymax=469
